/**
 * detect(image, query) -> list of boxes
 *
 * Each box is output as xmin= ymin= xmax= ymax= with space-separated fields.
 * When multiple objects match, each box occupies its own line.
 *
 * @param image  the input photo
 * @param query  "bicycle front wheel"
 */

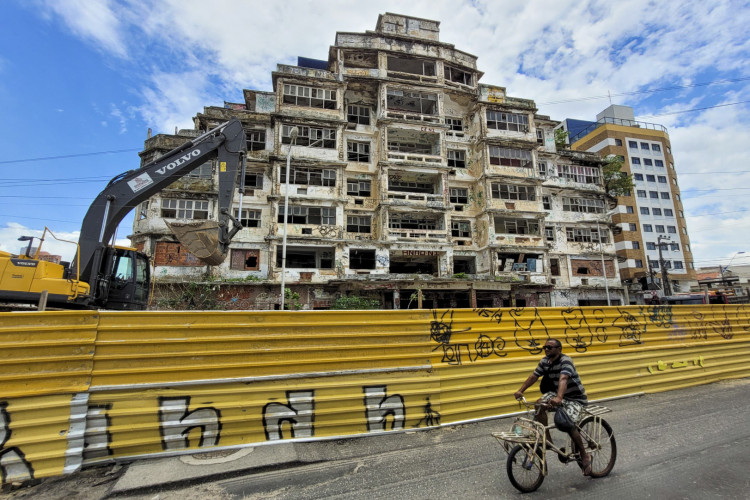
xmin=577 ymin=416 xmax=617 ymax=477
xmin=506 ymin=444 xmax=545 ymax=493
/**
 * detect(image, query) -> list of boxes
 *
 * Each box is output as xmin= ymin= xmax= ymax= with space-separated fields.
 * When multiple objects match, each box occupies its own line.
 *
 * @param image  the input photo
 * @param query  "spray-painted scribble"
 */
xmin=612 ymin=308 xmax=646 ymax=346
xmin=83 ymin=404 xmax=113 ymax=460
xmin=649 ymin=305 xmax=673 ymax=328
xmin=0 ymin=403 xmax=33 ymax=483
xmin=509 ymin=308 xmax=550 ymax=354
xmin=363 ymin=386 xmax=405 ymax=432
xmin=414 ymin=397 xmax=441 ymax=428
xmin=263 ymin=390 xmax=315 ymax=440
xmin=159 ymin=396 xmax=221 ymax=450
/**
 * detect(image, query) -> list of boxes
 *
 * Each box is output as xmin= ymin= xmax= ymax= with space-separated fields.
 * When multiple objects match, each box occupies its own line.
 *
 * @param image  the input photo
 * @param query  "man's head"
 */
xmin=543 ymin=338 xmax=563 ymax=360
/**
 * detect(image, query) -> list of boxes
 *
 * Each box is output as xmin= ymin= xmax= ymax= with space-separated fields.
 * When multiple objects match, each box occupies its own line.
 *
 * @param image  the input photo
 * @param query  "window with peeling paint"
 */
xmin=447 ymin=149 xmax=466 ymax=168
xmin=451 ymin=220 xmax=471 ymax=238
xmin=488 ymin=146 xmax=532 ymax=167
xmin=346 ymin=215 xmax=371 ymax=233
xmin=449 ymin=187 xmax=468 ymax=204
xmin=561 ymin=197 xmax=605 ymax=213
xmin=389 ymin=213 xmax=442 ymax=230
xmin=244 ymin=172 xmax=263 ymax=189
xmin=444 ymin=65 xmax=473 ymax=86
xmin=445 ymin=117 xmax=464 ymax=132
xmin=350 ymin=249 xmax=376 ymax=269
xmin=234 ymin=209 xmax=261 ymax=228
xmin=486 ymin=111 xmax=528 ymax=132
xmin=491 ymin=183 xmax=536 ymax=201
xmin=386 ymin=89 xmax=438 ymax=115
xmin=347 ymin=105 xmax=370 ymax=125
xmin=275 ymin=246 xmax=335 ymax=269
xmin=278 ymin=206 xmax=335 ymax=225
xmin=565 ymin=227 xmax=609 ymax=243
xmin=494 ymin=217 xmax=539 ymax=235
xmin=386 ymin=56 xmax=436 ymax=77
xmin=545 ymin=227 xmax=555 ymax=242
xmin=347 ymin=141 xmax=370 ymax=162
xmin=388 ymin=178 xmax=435 ymax=194
xmin=347 ymin=179 xmax=371 ymax=197
xmin=247 ymin=130 xmax=266 ymax=151
xmin=230 ymin=249 xmax=260 ymax=271
xmin=280 ymin=166 xmax=336 ymax=187
xmin=557 ymin=164 xmax=601 ymax=184
xmin=160 ymin=199 xmax=209 ymax=219
xmin=282 ymin=84 xmax=336 ymax=109
xmin=281 ymin=125 xmax=336 ymax=148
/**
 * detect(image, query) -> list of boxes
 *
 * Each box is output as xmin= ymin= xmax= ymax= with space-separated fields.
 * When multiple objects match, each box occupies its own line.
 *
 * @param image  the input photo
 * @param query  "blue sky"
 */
xmin=1 ymin=0 xmax=749 ymax=272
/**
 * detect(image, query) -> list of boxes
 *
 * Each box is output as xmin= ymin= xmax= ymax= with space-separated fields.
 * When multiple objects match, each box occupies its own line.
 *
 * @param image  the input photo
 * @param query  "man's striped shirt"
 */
xmin=533 ymin=354 xmax=587 ymax=402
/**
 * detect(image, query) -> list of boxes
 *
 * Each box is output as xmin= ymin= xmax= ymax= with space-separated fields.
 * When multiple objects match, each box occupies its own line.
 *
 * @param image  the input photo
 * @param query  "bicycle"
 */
xmin=492 ymin=397 xmax=617 ymax=493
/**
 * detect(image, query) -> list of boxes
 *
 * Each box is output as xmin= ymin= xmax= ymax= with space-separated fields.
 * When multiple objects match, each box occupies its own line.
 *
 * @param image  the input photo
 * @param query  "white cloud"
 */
xmin=110 ymin=103 xmax=128 ymax=134
xmin=40 ymin=0 xmax=128 ymax=58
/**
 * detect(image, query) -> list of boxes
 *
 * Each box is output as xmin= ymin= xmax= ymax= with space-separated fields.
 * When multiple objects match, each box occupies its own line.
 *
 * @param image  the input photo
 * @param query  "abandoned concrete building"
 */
xmin=131 ymin=13 xmax=626 ymax=310
xmin=562 ymin=105 xmax=697 ymax=302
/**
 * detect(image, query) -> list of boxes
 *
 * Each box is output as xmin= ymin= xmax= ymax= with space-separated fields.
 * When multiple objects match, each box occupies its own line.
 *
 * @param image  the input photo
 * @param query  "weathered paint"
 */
xmin=0 ymin=304 xmax=748 ymax=482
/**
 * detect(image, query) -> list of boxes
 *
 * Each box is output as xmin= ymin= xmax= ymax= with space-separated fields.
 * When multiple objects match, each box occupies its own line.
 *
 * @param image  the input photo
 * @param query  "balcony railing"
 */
xmin=384 ymin=110 xmax=441 ymax=123
xmin=388 ymin=228 xmax=446 ymax=240
xmin=570 ymin=117 xmax=668 ymax=143
xmin=387 ymin=151 xmax=442 ymax=164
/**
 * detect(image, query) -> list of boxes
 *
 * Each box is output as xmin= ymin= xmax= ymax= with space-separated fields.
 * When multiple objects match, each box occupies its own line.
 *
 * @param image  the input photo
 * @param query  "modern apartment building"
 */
xmin=563 ymin=105 xmax=696 ymax=300
xmin=131 ymin=13 xmax=625 ymax=310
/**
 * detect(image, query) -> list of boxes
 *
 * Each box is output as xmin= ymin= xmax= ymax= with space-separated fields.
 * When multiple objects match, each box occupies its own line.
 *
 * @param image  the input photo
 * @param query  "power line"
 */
xmin=687 ymin=209 xmax=749 ymax=217
xmin=639 ymin=100 xmax=750 ymax=118
xmin=0 ymin=148 xmax=139 ymax=165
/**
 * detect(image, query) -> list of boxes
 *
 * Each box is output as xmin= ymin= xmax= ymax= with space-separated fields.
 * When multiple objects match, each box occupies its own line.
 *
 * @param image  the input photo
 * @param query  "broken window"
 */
xmin=234 ymin=209 xmax=261 ymax=228
xmin=386 ymin=56 xmax=436 ymax=77
xmin=389 ymin=214 xmax=442 ymax=230
xmin=347 ymin=179 xmax=371 ymax=197
xmin=453 ymin=256 xmax=476 ymax=274
xmin=488 ymin=146 xmax=532 ymax=167
xmin=497 ymin=252 xmax=544 ymax=272
xmin=444 ymin=65 xmax=473 ymax=85
xmin=275 ymin=246 xmax=334 ymax=269
xmin=282 ymin=84 xmax=336 ymax=109
xmin=486 ymin=111 xmax=529 ymax=132
xmin=186 ymin=162 xmax=212 ymax=179
xmin=565 ymin=227 xmax=609 ymax=243
xmin=243 ymin=171 xmax=263 ymax=191
xmin=561 ymin=197 xmax=605 ymax=213
xmin=247 ymin=130 xmax=266 ymax=151
xmin=347 ymin=141 xmax=370 ymax=162
xmin=545 ymin=227 xmax=555 ymax=242
xmin=160 ymin=199 xmax=209 ymax=219
xmin=494 ymin=217 xmax=539 ymax=235
xmin=445 ymin=117 xmax=464 ymax=132
xmin=388 ymin=178 xmax=435 ymax=194
xmin=543 ymin=196 xmax=551 ymax=210
xmin=347 ymin=105 xmax=370 ymax=125
xmin=447 ymin=149 xmax=466 ymax=168
xmin=557 ymin=164 xmax=601 ymax=184
xmin=350 ymin=249 xmax=376 ymax=270
xmin=449 ymin=187 xmax=468 ymax=204
xmin=550 ymin=258 xmax=560 ymax=276
xmin=538 ymin=161 xmax=547 ymax=176
xmin=137 ymin=200 xmax=149 ymax=220
xmin=346 ymin=215 xmax=371 ymax=233
xmin=281 ymin=125 xmax=336 ymax=148
xmin=451 ymin=220 xmax=471 ymax=238
xmin=230 ymin=249 xmax=260 ymax=271
xmin=278 ymin=206 xmax=335 ymax=225
xmin=280 ymin=166 xmax=336 ymax=186
xmin=491 ymin=183 xmax=536 ymax=201
xmin=386 ymin=89 xmax=438 ymax=115
xmin=537 ymin=129 xmax=544 ymax=144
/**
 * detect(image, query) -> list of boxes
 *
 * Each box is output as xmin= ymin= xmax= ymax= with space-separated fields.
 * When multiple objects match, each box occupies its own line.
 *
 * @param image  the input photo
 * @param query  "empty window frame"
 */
xmin=447 ymin=149 xmax=466 ymax=168
xmin=557 ymin=164 xmax=601 ymax=184
xmin=561 ymin=197 xmax=605 ymax=213
xmin=347 ymin=105 xmax=370 ymax=125
xmin=281 ymin=125 xmax=336 ymax=148
xmin=350 ymin=249 xmax=376 ymax=270
xmin=488 ymin=146 xmax=532 ymax=167
xmin=451 ymin=219 xmax=471 ymax=238
xmin=388 ymin=179 xmax=435 ymax=194
xmin=537 ymin=129 xmax=544 ymax=144
xmin=275 ymin=247 xmax=334 ymax=269
xmin=491 ymin=183 xmax=536 ymax=201
xmin=247 ymin=130 xmax=266 ymax=151
xmin=244 ymin=171 xmax=263 ymax=189
xmin=386 ymin=56 xmax=436 ymax=77
xmin=230 ymin=249 xmax=260 ymax=271
xmin=486 ymin=111 xmax=529 ymax=132
xmin=160 ymin=199 xmax=209 ymax=219
xmin=445 ymin=117 xmax=464 ymax=132
xmin=278 ymin=206 xmax=336 ymax=225
xmin=347 ymin=141 xmax=370 ymax=162
xmin=347 ymin=179 xmax=371 ymax=197
xmin=186 ymin=162 xmax=212 ymax=179
xmin=449 ymin=187 xmax=469 ymax=204
xmin=280 ymin=166 xmax=336 ymax=186
xmin=388 ymin=214 xmax=441 ymax=230
xmin=494 ymin=217 xmax=539 ymax=235
xmin=565 ymin=227 xmax=609 ymax=243
xmin=542 ymin=195 xmax=551 ymax=210
xmin=386 ymin=89 xmax=438 ymax=115
xmin=538 ymin=161 xmax=548 ymax=176
xmin=234 ymin=208 xmax=261 ymax=228
xmin=387 ymin=140 xmax=433 ymax=154
xmin=282 ymin=84 xmax=336 ymax=109
xmin=444 ymin=65 xmax=473 ymax=85
xmin=346 ymin=215 xmax=372 ymax=233
xmin=545 ymin=226 xmax=555 ymax=242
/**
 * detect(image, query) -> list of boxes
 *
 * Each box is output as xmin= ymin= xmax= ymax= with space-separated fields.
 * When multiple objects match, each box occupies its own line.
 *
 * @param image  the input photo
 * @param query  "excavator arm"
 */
xmin=75 ymin=118 xmax=246 ymax=289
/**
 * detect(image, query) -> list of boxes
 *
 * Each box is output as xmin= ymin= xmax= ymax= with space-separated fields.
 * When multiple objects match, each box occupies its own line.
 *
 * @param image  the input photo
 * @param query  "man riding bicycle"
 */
xmin=514 ymin=338 xmax=592 ymax=476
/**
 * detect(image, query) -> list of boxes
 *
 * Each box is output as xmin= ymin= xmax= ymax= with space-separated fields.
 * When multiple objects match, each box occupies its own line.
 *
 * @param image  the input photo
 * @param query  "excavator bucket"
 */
xmin=167 ymin=221 xmax=227 ymax=266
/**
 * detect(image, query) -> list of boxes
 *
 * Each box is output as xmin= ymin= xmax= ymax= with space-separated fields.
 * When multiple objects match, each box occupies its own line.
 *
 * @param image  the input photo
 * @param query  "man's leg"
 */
xmin=569 ymin=427 xmax=591 ymax=474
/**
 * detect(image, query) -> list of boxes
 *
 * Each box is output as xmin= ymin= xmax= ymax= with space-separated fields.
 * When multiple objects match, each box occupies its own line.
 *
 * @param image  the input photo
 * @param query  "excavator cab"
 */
xmin=98 ymin=246 xmax=150 ymax=310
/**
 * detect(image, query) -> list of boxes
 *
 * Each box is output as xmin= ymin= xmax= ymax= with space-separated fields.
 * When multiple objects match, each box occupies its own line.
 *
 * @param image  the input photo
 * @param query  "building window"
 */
xmin=640 ymin=207 xmax=650 ymax=215
xmin=488 ymin=146 xmax=532 ymax=167
xmin=247 ymin=130 xmax=266 ymax=151
xmin=542 ymin=196 xmax=551 ymax=210
xmin=652 ymin=208 xmax=662 ymax=216
xmin=673 ymin=261 xmax=683 ymax=269
xmin=350 ymin=249 xmax=376 ymax=270
xmin=655 ymin=225 xmax=665 ymax=233
xmin=661 ymin=192 xmax=671 ymax=200
xmin=160 ymin=199 xmax=209 ymax=219
xmin=655 ymin=160 xmax=664 ymax=167
xmin=634 ymin=173 xmax=644 ymax=181
xmin=445 ymin=117 xmax=464 ymax=132
xmin=486 ymin=111 xmax=529 ymax=132
xmin=566 ymin=227 xmax=609 ymax=243
xmin=389 ymin=178 xmax=435 ymax=193
xmin=643 ymin=224 xmax=653 ymax=232
xmin=632 ymin=241 xmax=640 ymax=249
xmin=649 ymin=259 xmax=660 ymax=269
xmin=279 ymin=206 xmax=335 ymax=225
xmin=538 ymin=161 xmax=547 ymax=177
xmin=635 ymin=259 xmax=643 ymax=268
xmin=387 ymin=56 xmax=436 ymax=77
xmin=626 ymin=206 xmax=634 ymax=213
xmin=235 ymin=209 xmax=261 ymax=228
xmin=448 ymin=149 xmax=466 ymax=168
xmin=492 ymin=183 xmax=536 ymax=201
xmin=637 ymin=189 xmax=647 ymax=198
xmin=644 ymin=159 xmax=653 ymax=166
xmin=186 ymin=162 xmax=212 ymax=179
xmin=389 ymin=214 xmax=441 ymax=230
xmin=536 ymin=129 xmax=544 ymax=144
xmin=545 ymin=226 xmax=555 ymax=242
xmin=562 ymin=197 xmax=605 ymax=213
xmin=550 ymin=258 xmax=560 ymax=276
xmin=641 ymin=142 xmax=650 ymax=150
xmin=646 ymin=242 xmax=656 ymax=250
xmin=137 ymin=200 xmax=148 ymax=220
xmin=557 ymin=164 xmax=601 ymax=184
xmin=652 ymin=144 xmax=662 ymax=153
xmin=244 ymin=171 xmax=264 ymax=190
xmin=615 ymin=139 xmax=623 ymax=146
xmin=276 ymin=247 xmax=334 ymax=269
xmin=628 ymin=141 xmax=638 ymax=149
xmin=494 ymin=217 xmax=539 ymax=235
xmin=346 ymin=215 xmax=371 ymax=233
xmin=679 ymin=210 xmax=684 ymax=218
xmin=230 ymin=249 xmax=260 ymax=271
xmin=347 ymin=141 xmax=370 ymax=162
xmin=280 ymin=166 xmax=336 ymax=186
xmin=444 ymin=65 xmax=473 ymax=85
xmin=670 ymin=243 xmax=680 ymax=251
xmin=658 ymin=176 xmax=667 ymax=183
xmin=283 ymin=84 xmax=336 ymax=109
xmin=646 ymin=174 xmax=656 ymax=182
xmin=347 ymin=179 xmax=371 ymax=197
xmin=667 ymin=225 xmax=677 ymax=234
xmin=451 ymin=220 xmax=471 ymax=238
xmin=632 ymin=157 xmax=641 ymax=165
xmin=386 ymin=89 xmax=438 ymax=115
xmin=450 ymin=187 xmax=469 ymax=204
xmin=629 ymin=223 xmax=637 ymax=231
xmin=649 ymin=191 xmax=659 ymax=199
xmin=664 ymin=209 xmax=674 ymax=217
xmin=281 ymin=125 xmax=336 ymax=148
xmin=347 ymin=105 xmax=370 ymax=125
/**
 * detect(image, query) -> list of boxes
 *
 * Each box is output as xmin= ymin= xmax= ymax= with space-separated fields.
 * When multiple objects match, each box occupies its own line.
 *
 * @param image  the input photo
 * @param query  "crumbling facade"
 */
xmin=131 ymin=13 xmax=624 ymax=309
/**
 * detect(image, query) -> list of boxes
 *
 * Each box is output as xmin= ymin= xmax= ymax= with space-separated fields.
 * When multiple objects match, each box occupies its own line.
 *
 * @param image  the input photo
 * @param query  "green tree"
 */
xmin=330 ymin=295 xmax=380 ymax=310
xmin=284 ymin=287 xmax=302 ymax=310
xmin=554 ymin=128 xmax=568 ymax=149
xmin=602 ymin=154 xmax=635 ymax=197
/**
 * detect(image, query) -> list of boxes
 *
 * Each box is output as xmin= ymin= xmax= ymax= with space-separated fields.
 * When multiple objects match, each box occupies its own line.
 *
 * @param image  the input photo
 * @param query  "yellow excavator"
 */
xmin=0 ymin=118 xmax=246 ymax=310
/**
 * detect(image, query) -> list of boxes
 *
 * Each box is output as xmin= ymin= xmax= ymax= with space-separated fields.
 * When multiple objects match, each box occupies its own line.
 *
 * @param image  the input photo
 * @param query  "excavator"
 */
xmin=0 ymin=118 xmax=247 ymax=310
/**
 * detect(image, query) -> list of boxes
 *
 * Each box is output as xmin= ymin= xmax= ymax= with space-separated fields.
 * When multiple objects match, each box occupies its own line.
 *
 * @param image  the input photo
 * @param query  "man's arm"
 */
xmin=550 ymin=374 xmax=569 ymax=406
xmin=514 ymin=373 xmax=539 ymax=400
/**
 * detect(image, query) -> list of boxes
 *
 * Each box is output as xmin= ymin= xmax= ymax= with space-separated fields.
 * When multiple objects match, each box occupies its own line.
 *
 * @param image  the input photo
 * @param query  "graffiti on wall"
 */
xmin=262 ymin=390 xmax=315 ymax=440
xmin=0 ymin=403 xmax=33 ymax=483
xmin=363 ymin=386 xmax=405 ymax=432
xmin=647 ymin=356 xmax=705 ymax=374
xmin=158 ymin=397 xmax=222 ymax=450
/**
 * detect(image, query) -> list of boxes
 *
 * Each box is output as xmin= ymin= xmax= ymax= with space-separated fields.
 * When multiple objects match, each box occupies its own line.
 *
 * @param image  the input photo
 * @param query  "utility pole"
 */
xmin=657 ymin=235 xmax=672 ymax=296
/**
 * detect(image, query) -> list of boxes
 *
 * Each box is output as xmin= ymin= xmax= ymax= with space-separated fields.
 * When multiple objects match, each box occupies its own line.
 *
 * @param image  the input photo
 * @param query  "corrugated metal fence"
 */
xmin=1 ymin=305 xmax=748 ymax=482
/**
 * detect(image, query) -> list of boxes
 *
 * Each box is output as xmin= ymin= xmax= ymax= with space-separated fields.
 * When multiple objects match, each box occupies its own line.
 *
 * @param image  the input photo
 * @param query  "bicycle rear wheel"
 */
xmin=575 ymin=416 xmax=617 ymax=477
xmin=506 ymin=444 xmax=545 ymax=493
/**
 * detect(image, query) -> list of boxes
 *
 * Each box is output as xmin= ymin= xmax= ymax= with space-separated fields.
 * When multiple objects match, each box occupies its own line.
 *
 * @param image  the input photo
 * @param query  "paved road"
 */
xmin=179 ymin=378 xmax=750 ymax=499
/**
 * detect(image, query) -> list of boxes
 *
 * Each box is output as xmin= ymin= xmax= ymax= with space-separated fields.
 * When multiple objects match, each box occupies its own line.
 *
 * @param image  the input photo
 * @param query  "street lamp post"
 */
xmin=720 ymin=251 xmax=746 ymax=283
xmin=280 ymin=127 xmax=298 ymax=310
xmin=657 ymin=235 xmax=672 ymax=296
xmin=597 ymin=208 xmax=618 ymax=306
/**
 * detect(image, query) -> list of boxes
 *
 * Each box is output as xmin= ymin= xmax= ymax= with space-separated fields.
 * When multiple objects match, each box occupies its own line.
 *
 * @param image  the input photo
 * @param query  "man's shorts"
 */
xmin=539 ymin=392 xmax=586 ymax=423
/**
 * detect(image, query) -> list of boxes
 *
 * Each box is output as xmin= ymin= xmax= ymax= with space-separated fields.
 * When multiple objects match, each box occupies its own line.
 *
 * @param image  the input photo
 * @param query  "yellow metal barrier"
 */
xmin=0 ymin=305 xmax=748 ymax=482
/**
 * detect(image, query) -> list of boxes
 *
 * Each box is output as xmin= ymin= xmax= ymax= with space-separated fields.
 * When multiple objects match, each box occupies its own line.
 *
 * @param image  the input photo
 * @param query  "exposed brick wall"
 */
xmin=154 ymin=242 xmax=203 ymax=266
